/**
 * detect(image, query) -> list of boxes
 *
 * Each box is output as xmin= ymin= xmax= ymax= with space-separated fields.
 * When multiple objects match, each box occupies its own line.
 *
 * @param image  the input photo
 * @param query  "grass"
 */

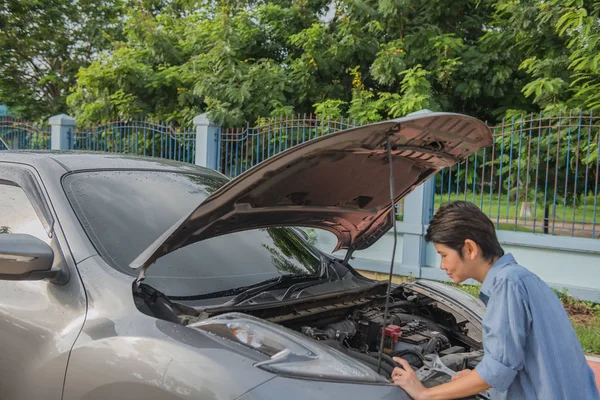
xmin=358 ymin=270 xmax=600 ymax=355
xmin=432 ymin=191 xmax=599 ymax=226
xmin=555 ymin=288 xmax=600 ymax=355
xmin=574 ymin=319 xmax=600 ymax=356
xmin=496 ymin=223 xmax=533 ymax=233
xmin=396 ymin=191 xmax=599 ymax=237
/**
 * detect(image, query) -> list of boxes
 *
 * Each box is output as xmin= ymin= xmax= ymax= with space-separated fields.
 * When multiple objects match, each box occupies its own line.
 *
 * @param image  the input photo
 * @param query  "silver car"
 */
xmin=0 ymin=111 xmax=492 ymax=399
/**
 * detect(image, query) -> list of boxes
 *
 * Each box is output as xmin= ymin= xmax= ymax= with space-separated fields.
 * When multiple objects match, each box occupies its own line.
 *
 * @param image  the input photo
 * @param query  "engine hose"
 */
xmin=388 ymin=312 xmax=448 ymax=333
xmin=392 ymin=348 xmax=425 ymax=360
xmin=423 ymin=333 xmax=450 ymax=355
xmin=391 ymin=348 xmax=426 ymax=367
xmin=387 ymin=300 xmax=418 ymax=310
xmin=369 ymin=352 xmax=398 ymax=370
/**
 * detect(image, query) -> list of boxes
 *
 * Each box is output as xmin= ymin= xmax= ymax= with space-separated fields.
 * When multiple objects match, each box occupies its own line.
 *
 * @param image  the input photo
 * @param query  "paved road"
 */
xmin=588 ymin=357 xmax=600 ymax=393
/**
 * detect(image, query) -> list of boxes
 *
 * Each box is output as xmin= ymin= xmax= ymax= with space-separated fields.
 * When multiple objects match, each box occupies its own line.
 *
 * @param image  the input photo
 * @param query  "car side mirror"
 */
xmin=0 ymin=233 xmax=57 ymax=280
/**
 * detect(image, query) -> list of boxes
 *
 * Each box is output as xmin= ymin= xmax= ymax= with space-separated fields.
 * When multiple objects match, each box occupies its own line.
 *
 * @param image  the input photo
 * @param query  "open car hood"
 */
xmin=131 ymin=111 xmax=492 ymax=271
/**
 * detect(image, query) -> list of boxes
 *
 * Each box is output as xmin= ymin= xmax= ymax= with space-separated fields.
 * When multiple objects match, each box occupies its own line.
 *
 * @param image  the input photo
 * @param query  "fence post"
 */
xmin=193 ymin=113 xmax=218 ymax=170
xmin=399 ymin=178 xmax=435 ymax=278
xmin=49 ymin=114 xmax=75 ymax=150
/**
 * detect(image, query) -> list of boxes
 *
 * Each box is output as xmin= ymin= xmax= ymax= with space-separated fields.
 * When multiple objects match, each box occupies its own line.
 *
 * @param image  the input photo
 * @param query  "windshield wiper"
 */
xmin=225 ymin=255 xmax=339 ymax=305
xmin=169 ymin=269 xmax=327 ymax=304
xmin=169 ymin=255 xmax=331 ymax=305
xmin=277 ymin=256 xmax=336 ymax=300
xmin=222 ymin=273 xmax=327 ymax=306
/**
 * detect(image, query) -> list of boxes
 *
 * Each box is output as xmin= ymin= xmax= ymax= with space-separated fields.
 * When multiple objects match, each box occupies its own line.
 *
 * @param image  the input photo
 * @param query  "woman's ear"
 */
xmin=463 ymin=239 xmax=479 ymax=261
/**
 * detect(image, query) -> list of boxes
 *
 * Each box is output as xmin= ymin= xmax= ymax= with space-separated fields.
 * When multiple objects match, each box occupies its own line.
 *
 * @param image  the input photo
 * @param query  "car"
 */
xmin=0 ymin=111 xmax=493 ymax=400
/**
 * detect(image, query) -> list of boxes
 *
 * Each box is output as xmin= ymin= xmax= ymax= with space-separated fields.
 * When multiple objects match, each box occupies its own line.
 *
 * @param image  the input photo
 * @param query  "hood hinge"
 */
xmin=134 ymin=264 xmax=150 ymax=290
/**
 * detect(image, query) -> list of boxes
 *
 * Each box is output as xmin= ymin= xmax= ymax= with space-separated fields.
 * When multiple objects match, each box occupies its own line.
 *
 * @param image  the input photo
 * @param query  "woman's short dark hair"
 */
xmin=425 ymin=201 xmax=504 ymax=262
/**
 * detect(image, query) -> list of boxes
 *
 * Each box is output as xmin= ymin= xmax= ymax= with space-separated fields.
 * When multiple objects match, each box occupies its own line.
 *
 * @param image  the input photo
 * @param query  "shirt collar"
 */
xmin=478 ymin=253 xmax=516 ymax=306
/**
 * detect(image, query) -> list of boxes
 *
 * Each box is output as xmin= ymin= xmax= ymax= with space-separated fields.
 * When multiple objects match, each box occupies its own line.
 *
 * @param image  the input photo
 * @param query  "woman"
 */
xmin=392 ymin=201 xmax=599 ymax=400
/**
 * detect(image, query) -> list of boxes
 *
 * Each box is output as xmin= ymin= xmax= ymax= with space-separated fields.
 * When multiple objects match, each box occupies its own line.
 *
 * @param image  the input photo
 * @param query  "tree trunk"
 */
xmin=543 ymin=204 xmax=550 ymax=234
xmin=519 ymin=201 xmax=532 ymax=218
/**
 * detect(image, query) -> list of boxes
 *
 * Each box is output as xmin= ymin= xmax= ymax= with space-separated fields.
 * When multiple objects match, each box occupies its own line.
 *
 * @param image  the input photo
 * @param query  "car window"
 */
xmin=63 ymin=170 xmax=322 ymax=297
xmin=0 ymin=183 xmax=50 ymax=244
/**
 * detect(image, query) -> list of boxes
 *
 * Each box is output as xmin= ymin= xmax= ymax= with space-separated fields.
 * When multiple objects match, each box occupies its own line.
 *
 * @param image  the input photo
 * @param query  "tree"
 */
xmin=68 ymin=0 xmax=330 ymax=126
xmin=1 ymin=0 xmax=593 ymax=130
xmin=0 ymin=0 xmax=125 ymax=121
xmin=68 ymin=0 xmax=525 ymax=126
xmin=549 ymin=0 xmax=600 ymax=112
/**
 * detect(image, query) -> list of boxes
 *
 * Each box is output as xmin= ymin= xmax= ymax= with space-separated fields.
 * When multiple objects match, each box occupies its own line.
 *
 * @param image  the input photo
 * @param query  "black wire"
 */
xmin=377 ymin=132 xmax=399 ymax=374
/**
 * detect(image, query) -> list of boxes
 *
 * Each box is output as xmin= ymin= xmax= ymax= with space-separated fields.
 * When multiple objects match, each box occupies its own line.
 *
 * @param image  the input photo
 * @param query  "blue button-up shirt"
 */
xmin=475 ymin=253 xmax=599 ymax=400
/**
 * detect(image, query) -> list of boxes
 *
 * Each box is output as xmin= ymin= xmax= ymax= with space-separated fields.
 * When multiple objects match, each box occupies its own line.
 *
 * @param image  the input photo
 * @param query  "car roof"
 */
xmin=0 ymin=150 xmax=224 ymax=177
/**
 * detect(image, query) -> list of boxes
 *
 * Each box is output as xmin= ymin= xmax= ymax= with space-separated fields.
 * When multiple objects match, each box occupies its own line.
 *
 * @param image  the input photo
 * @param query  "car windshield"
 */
xmin=63 ymin=170 xmax=322 ymax=296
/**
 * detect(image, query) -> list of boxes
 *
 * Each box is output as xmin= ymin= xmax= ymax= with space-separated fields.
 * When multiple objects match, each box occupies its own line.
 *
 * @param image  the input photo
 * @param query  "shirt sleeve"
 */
xmin=475 ymin=278 xmax=531 ymax=392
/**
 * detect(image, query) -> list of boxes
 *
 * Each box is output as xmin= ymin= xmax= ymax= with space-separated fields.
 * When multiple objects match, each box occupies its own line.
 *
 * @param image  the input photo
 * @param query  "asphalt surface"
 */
xmin=588 ymin=357 xmax=600 ymax=393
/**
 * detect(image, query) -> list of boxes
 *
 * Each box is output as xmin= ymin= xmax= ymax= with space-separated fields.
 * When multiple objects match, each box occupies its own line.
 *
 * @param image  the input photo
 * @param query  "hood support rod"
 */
xmin=342 ymin=247 xmax=355 ymax=265
xmin=377 ymin=130 xmax=400 ymax=374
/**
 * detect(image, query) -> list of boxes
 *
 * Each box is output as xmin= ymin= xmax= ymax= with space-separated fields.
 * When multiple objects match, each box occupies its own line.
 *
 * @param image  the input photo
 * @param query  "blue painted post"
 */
xmin=399 ymin=178 xmax=435 ymax=278
xmin=49 ymin=114 xmax=75 ymax=150
xmin=193 ymin=113 xmax=218 ymax=170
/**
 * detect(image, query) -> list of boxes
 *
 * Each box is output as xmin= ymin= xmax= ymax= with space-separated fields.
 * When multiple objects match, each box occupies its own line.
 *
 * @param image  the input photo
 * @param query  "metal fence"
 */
xmin=215 ymin=115 xmax=360 ymax=177
xmin=73 ymin=121 xmax=196 ymax=164
xmin=433 ymin=112 xmax=599 ymax=238
xmin=0 ymin=117 xmax=50 ymax=150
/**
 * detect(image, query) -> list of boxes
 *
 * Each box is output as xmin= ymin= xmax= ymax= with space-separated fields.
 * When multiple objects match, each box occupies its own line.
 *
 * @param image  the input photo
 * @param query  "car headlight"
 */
xmin=190 ymin=312 xmax=386 ymax=383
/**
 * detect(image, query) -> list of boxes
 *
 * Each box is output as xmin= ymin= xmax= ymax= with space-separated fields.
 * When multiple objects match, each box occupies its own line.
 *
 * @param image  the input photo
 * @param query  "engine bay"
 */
xmin=280 ymin=286 xmax=485 ymax=391
xmin=135 ymin=279 xmax=488 ymax=398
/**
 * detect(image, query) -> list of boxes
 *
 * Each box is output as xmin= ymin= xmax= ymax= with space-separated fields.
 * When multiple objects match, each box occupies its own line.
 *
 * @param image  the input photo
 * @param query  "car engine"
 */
xmin=293 ymin=304 xmax=483 ymax=387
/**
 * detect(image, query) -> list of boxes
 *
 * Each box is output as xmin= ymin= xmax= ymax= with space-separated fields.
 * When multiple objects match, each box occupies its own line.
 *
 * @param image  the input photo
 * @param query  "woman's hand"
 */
xmin=451 ymin=370 xmax=471 ymax=381
xmin=392 ymin=360 xmax=490 ymax=400
xmin=391 ymin=357 xmax=429 ymax=400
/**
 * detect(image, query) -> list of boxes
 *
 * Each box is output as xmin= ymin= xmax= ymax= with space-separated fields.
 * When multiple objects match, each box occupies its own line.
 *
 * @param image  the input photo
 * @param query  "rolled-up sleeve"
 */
xmin=475 ymin=279 xmax=531 ymax=392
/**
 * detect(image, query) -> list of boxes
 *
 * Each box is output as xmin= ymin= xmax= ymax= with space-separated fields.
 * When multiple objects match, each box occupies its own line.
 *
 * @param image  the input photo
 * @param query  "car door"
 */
xmin=0 ymin=163 xmax=87 ymax=400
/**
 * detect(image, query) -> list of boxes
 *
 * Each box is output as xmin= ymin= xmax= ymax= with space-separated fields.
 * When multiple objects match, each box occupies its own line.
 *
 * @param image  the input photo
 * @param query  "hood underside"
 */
xmin=131 ymin=111 xmax=492 ymax=271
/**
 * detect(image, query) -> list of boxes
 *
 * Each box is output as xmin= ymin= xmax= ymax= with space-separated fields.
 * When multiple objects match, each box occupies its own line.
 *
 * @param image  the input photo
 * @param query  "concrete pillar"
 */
xmin=49 ymin=114 xmax=76 ymax=150
xmin=193 ymin=113 xmax=218 ymax=170
xmin=398 ymin=178 xmax=435 ymax=278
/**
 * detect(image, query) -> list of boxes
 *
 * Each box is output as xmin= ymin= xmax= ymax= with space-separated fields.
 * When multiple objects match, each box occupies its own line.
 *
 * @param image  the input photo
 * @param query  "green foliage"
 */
xmin=450 ymin=283 xmax=480 ymax=298
xmin=390 ymin=65 xmax=438 ymax=116
xmin=63 ymin=0 xmax=518 ymax=126
xmin=573 ymin=317 xmax=600 ymax=355
xmin=0 ymin=0 xmax=125 ymax=121
xmin=313 ymin=99 xmax=347 ymax=121
xmin=2 ymin=0 xmax=600 ymax=128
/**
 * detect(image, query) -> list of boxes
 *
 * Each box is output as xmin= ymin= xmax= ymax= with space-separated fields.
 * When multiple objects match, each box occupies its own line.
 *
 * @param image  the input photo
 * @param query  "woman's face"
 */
xmin=434 ymin=242 xmax=471 ymax=283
